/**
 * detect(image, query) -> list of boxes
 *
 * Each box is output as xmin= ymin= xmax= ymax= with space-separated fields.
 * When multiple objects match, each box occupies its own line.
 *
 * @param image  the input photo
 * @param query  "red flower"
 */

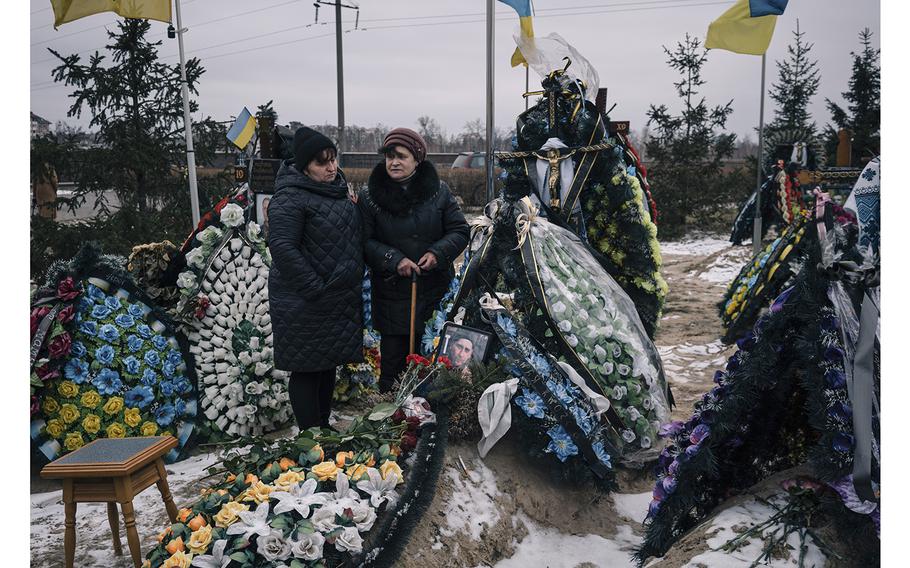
xmin=30 ymin=395 xmax=40 ymax=416
xmin=56 ymin=277 xmax=80 ymax=301
xmin=30 ymin=306 xmax=51 ymax=336
xmin=56 ymin=305 xmax=76 ymax=323
xmin=47 ymin=332 xmax=72 ymax=359
xmin=391 ymin=409 xmax=406 ymax=424
xmin=35 ymin=364 xmax=60 ymax=382
xmin=405 ymin=416 xmax=421 ymax=431
xmin=400 ymin=432 xmax=418 ymax=452
xmin=436 ymin=355 xmax=453 ymax=369
xmin=405 ymin=354 xmax=430 ymax=367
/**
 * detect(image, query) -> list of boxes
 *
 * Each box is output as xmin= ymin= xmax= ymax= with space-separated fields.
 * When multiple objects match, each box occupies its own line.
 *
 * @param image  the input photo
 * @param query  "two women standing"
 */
xmin=268 ymin=126 xmax=469 ymax=430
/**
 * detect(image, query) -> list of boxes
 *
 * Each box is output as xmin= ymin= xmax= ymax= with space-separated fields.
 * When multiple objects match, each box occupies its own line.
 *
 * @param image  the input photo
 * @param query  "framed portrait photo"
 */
xmin=256 ymin=193 xmax=272 ymax=240
xmin=436 ymin=323 xmax=493 ymax=369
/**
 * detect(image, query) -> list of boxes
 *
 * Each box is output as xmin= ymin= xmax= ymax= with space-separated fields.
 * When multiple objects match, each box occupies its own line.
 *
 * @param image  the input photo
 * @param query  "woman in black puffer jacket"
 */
xmin=268 ymin=127 xmax=363 ymax=430
xmin=358 ymin=128 xmax=470 ymax=392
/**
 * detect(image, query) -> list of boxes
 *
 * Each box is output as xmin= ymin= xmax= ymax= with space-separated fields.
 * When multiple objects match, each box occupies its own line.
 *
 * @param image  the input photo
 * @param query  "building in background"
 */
xmin=31 ymin=112 xmax=51 ymax=139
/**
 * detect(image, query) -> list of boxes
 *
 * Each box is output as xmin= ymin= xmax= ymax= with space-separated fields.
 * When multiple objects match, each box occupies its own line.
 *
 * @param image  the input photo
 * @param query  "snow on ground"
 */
xmin=659 ymin=340 xmax=730 ymax=385
xmin=439 ymin=460 xmax=504 ymax=541
xmin=683 ymin=495 xmax=827 ymax=568
xmin=483 ymin=513 xmax=640 ymax=568
xmin=659 ymin=236 xmax=736 ymax=257
xmin=611 ymin=491 xmax=651 ymax=524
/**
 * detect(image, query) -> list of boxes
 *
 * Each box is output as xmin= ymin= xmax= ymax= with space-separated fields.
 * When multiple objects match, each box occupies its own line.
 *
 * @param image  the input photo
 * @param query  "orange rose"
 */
xmin=244 ymin=473 xmax=259 ymax=485
xmin=176 ymin=508 xmax=192 ymax=523
xmin=389 ymin=444 xmax=401 ymax=457
xmin=187 ymin=514 xmax=207 ymax=532
xmin=225 ymin=473 xmax=236 ymax=483
xmin=165 ymin=536 xmax=185 ymax=555
xmin=365 ymin=454 xmax=376 ymax=468
xmin=279 ymin=457 xmax=297 ymax=471
xmin=335 ymin=451 xmax=354 ymax=468
xmin=157 ymin=527 xmax=172 ymax=543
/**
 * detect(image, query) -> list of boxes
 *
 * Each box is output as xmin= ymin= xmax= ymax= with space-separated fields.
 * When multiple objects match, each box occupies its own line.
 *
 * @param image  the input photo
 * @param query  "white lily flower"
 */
xmin=355 ymin=467 xmax=399 ymax=508
xmin=272 ymin=478 xmax=329 ymax=518
xmin=190 ymin=539 xmax=230 ymax=568
xmin=226 ymin=501 xmax=272 ymax=541
xmin=332 ymin=472 xmax=363 ymax=506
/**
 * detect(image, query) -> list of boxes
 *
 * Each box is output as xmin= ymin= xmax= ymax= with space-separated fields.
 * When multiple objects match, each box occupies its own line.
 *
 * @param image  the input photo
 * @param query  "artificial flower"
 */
xmin=257 ymin=529 xmax=293 ymax=562
xmin=213 ymin=501 xmax=249 ymax=528
xmin=225 ymin=501 xmax=272 ymax=541
xmin=514 ymin=388 xmax=546 ymax=419
xmin=272 ymin=470 xmax=304 ymax=492
xmin=177 ymin=508 xmax=193 ymax=523
xmin=346 ymin=463 xmax=368 ymax=482
xmin=349 ymin=500 xmax=378 ymax=532
xmin=103 ymin=396 xmax=124 ymax=416
xmin=176 ymin=271 xmax=197 ymax=290
xmin=93 ymin=368 xmax=122 ymax=395
xmin=141 ymin=421 xmax=159 ymax=436
xmin=187 ymin=524 xmax=212 ymax=554
xmin=379 ymin=460 xmax=404 ymax=484
xmin=57 ymin=380 xmax=79 ymax=399
xmin=124 ymin=386 xmax=154 ymax=409
xmin=64 ymin=432 xmax=84 ymax=451
xmin=45 ymin=418 xmax=64 ymax=438
xmin=219 ymin=203 xmax=245 ymax=228
xmin=161 ymin=550 xmax=192 ymax=568
xmin=59 ymin=403 xmax=80 ymax=425
xmin=106 ymin=422 xmax=126 ymax=438
xmin=48 ymin=333 xmax=73 ymax=358
xmin=332 ymin=526 xmax=364 ymax=553
xmin=155 ymin=403 xmax=177 ymax=427
xmin=241 ymin=481 xmax=274 ymax=504
xmin=122 ymin=355 xmax=141 ymax=376
xmin=98 ymin=324 xmax=120 ymax=343
xmin=56 ymin=276 xmax=80 ymax=301
xmin=310 ymin=506 xmax=339 ymax=533
xmin=278 ymin=457 xmax=297 ymax=471
xmin=42 ymin=397 xmax=60 ymax=414
xmin=82 ymin=414 xmax=101 ymax=435
xmin=289 ymin=531 xmax=324 ymax=561
xmin=545 ymin=425 xmax=579 ymax=462
xmin=311 ymin=461 xmax=340 ymax=481
xmin=356 ymin=467 xmax=399 ymax=508
xmin=335 ymin=451 xmax=354 ymax=468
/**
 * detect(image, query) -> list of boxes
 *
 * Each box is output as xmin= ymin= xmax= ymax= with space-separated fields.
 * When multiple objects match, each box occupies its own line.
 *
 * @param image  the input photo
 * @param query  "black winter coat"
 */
xmin=358 ymin=160 xmax=470 ymax=335
xmin=268 ymin=161 xmax=364 ymax=372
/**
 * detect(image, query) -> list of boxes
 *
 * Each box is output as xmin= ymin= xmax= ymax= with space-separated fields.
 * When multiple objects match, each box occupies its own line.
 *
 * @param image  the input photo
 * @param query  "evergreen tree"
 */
xmin=766 ymin=20 xmax=821 ymax=136
xmin=825 ymin=28 xmax=880 ymax=165
xmin=645 ymin=34 xmax=736 ymax=236
xmin=47 ymin=18 xmax=226 ymax=215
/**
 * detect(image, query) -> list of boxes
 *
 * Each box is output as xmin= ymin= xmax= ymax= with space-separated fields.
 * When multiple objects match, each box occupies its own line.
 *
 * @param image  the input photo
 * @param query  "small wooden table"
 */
xmin=40 ymin=436 xmax=180 ymax=568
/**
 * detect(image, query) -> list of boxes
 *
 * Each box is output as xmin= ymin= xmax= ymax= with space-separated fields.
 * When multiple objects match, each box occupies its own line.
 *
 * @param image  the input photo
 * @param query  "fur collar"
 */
xmin=366 ymin=160 xmax=440 ymax=216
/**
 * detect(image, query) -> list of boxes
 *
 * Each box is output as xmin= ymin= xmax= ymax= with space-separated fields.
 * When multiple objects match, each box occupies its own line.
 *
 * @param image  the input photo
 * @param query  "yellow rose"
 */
xmin=187 ymin=524 xmax=213 ymax=554
xmin=80 ymin=390 xmax=101 ymax=409
xmin=161 ymin=549 xmax=192 ymax=568
xmin=335 ymin=451 xmax=354 ymax=468
xmin=244 ymin=473 xmax=259 ymax=485
xmin=82 ymin=414 xmax=101 ymax=435
xmin=103 ymin=396 xmax=124 ymax=416
xmin=140 ymin=421 xmax=159 ymax=436
xmin=64 ymin=432 xmax=84 ymax=451
xmin=273 ymin=470 xmax=304 ymax=492
xmin=241 ymin=481 xmax=274 ymax=504
xmin=124 ymin=407 xmax=142 ymax=428
xmin=213 ymin=501 xmax=249 ymax=528
xmin=346 ymin=463 xmax=368 ymax=482
xmin=59 ymin=403 xmax=80 ymax=425
xmin=106 ymin=422 xmax=126 ymax=438
xmin=43 ymin=397 xmax=60 ymax=415
xmin=45 ymin=418 xmax=65 ymax=439
xmin=58 ymin=380 xmax=79 ymax=399
xmin=311 ymin=461 xmax=340 ymax=481
xmin=379 ymin=460 xmax=404 ymax=484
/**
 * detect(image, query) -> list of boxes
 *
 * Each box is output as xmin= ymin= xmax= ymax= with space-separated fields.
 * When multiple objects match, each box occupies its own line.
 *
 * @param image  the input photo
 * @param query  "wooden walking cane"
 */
xmin=408 ymin=271 xmax=419 ymax=354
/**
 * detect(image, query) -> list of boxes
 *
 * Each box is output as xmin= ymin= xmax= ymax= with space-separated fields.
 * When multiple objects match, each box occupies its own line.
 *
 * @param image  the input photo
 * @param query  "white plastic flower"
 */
xmin=333 ymin=526 xmax=364 ymax=554
xmin=355 ymin=467 xmax=399 ymax=508
xmin=551 ymin=301 xmax=566 ymax=314
xmin=190 ymin=538 xmax=230 ymax=568
xmin=197 ymin=225 xmax=224 ymax=246
xmin=557 ymin=320 xmax=572 ymax=332
xmin=349 ymin=501 xmax=377 ymax=532
xmin=640 ymin=436 xmax=652 ymax=449
xmin=247 ymin=221 xmax=263 ymax=243
xmin=185 ymin=247 xmax=206 ymax=270
xmin=290 ymin=531 xmax=325 ymax=561
xmin=621 ymin=429 xmax=636 ymax=443
xmin=310 ymin=505 xmax=339 ymax=533
xmin=226 ymin=501 xmax=272 ymax=541
xmin=272 ymin=478 xmax=328 ymax=518
xmin=257 ymin=529 xmax=292 ymax=562
xmin=220 ymin=203 xmax=245 ymax=227
xmin=331 ymin=472 xmax=362 ymax=506
xmin=177 ymin=271 xmax=198 ymax=290
xmin=245 ymin=381 xmax=265 ymax=396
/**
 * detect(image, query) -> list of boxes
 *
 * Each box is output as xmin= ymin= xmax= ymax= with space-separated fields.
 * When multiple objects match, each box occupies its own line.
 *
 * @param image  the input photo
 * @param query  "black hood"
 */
xmin=367 ymin=160 xmax=441 ymax=216
xmin=274 ymin=159 xmax=348 ymax=199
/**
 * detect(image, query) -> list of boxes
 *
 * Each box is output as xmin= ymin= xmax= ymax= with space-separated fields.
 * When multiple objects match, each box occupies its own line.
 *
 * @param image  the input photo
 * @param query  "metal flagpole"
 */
xmin=335 ymin=0 xmax=345 ymax=154
xmin=752 ymin=53 xmax=766 ymax=255
xmin=485 ymin=0 xmax=495 ymax=203
xmin=174 ymin=0 xmax=200 ymax=228
xmin=525 ymin=66 xmax=529 ymax=111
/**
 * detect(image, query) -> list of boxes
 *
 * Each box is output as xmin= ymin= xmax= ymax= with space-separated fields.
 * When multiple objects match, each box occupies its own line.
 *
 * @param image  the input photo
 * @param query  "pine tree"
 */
xmin=825 ymin=28 xmax=881 ymax=165
xmin=766 ymin=20 xmax=821 ymax=136
xmin=645 ymin=34 xmax=736 ymax=236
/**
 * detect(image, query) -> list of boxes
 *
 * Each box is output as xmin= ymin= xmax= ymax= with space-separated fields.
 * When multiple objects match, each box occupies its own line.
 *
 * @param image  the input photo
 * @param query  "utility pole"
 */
xmin=174 ymin=0 xmax=200 ymax=228
xmin=315 ymin=1 xmax=359 ymax=155
xmin=485 ymin=0 xmax=495 ymax=203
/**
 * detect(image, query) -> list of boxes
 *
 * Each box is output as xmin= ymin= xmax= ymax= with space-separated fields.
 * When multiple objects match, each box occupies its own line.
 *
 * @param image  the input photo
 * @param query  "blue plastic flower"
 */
xmin=159 ymin=380 xmax=176 ymax=397
xmin=141 ymin=368 xmax=158 ymax=387
xmin=77 ymin=296 xmax=93 ymax=313
xmin=127 ymin=334 xmax=144 ymax=352
xmin=70 ymin=341 xmax=87 ymax=358
xmin=174 ymin=399 xmax=187 ymax=417
xmin=545 ymin=425 xmax=579 ymax=462
xmin=127 ymin=303 xmax=145 ymax=318
xmin=94 ymin=344 xmax=115 ymax=366
xmin=144 ymin=350 xmax=161 ymax=368
xmin=571 ymin=405 xmax=594 ymax=436
xmin=64 ymin=358 xmax=90 ymax=384
xmin=123 ymin=355 xmax=141 ymax=376
xmin=137 ymin=324 xmax=152 ymax=339
xmin=104 ymin=295 xmax=122 ymax=311
xmin=592 ymin=441 xmax=613 ymax=469
xmin=155 ymin=403 xmax=177 ymax=427
xmin=124 ymin=385 xmax=155 ymax=409
xmin=173 ymin=376 xmax=192 ymax=395
xmin=151 ymin=334 xmax=169 ymax=351
xmin=87 ymin=283 xmax=106 ymax=302
xmin=114 ymin=314 xmax=135 ymax=329
xmin=78 ymin=321 xmax=98 ymax=336
xmin=93 ymin=368 xmax=123 ymax=396
xmin=528 ymin=352 xmax=551 ymax=376
xmin=514 ymin=389 xmax=546 ymax=419
xmin=98 ymin=324 xmax=120 ymax=343
xmin=166 ymin=349 xmax=183 ymax=367
xmin=546 ymin=379 xmax=574 ymax=406
xmin=90 ymin=305 xmax=112 ymax=319
xmin=626 ymin=165 xmax=637 ymax=177
xmin=162 ymin=361 xmax=176 ymax=378
xmin=824 ymin=368 xmax=847 ymax=389
xmin=689 ymin=423 xmax=711 ymax=445
xmin=496 ymin=314 xmax=518 ymax=338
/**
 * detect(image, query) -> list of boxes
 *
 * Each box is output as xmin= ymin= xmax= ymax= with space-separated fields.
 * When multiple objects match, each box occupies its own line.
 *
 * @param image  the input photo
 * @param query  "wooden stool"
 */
xmin=40 ymin=436 xmax=180 ymax=568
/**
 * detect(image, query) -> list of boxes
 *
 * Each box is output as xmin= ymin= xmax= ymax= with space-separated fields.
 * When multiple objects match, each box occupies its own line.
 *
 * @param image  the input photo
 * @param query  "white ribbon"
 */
xmin=478 ymin=292 xmax=502 ymax=310
xmin=514 ymin=211 xmax=536 ymax=250
xmin=476 ymin=378 xmax=520 ymax=458
xmin=556 ymin=361 xmax=611 ymax=417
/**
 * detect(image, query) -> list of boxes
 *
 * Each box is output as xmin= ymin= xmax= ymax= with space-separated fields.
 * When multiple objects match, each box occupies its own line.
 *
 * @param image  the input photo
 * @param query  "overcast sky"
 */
xmin=29 ymin=0 xmax=880 ymax=143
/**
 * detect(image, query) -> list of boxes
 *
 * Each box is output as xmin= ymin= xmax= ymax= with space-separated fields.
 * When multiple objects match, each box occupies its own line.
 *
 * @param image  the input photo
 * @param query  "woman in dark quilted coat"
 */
xmin=268 ymin=127 xmax=363 ymax=429
xmin=358 ymin=128 xmax=470 ymax=392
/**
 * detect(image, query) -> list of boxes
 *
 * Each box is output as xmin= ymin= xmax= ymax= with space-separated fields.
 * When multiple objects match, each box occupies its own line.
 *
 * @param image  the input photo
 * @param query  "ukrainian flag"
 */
xmin=51 ymin=0 xmax=172 ymax=28
xmin=705 ymin=0 xmax=789 ymax=55
xmin=226 ymin=108 xmax=256 ymax=150
xmin=497 ymin=0 xmax=534 ymax=67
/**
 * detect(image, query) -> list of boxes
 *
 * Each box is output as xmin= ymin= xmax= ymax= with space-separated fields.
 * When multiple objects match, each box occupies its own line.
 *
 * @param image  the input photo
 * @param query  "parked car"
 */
xmin=451 ymin=151 xmax=487 ymax=169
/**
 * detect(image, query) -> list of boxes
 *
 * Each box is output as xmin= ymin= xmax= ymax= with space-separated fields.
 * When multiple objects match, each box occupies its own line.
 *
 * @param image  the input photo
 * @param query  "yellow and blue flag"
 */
xmin=226 ymin=107 xmax=256 ymax=149
xmin=51 ymin=0 xmax=172 ymax=28
xmin=497 ymin=0 xmax=534 ymax=67
xmin=705 ymin=0 xmax=789 ymax=55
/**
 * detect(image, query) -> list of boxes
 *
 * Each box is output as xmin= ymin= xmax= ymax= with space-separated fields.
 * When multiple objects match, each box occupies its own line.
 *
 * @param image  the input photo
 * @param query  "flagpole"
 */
xmin=175 ymin=0 xmax=201 ymax=228
xmin=752 ymin=52 xmax=766 ymax=255
xmin=485 ymin=0 xmax=495 ymax=203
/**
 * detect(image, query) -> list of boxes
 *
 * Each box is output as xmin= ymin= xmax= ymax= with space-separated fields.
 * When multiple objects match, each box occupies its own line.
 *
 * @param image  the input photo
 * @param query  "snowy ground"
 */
xmin=32 ymin=234 xmax=829 ymax=568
